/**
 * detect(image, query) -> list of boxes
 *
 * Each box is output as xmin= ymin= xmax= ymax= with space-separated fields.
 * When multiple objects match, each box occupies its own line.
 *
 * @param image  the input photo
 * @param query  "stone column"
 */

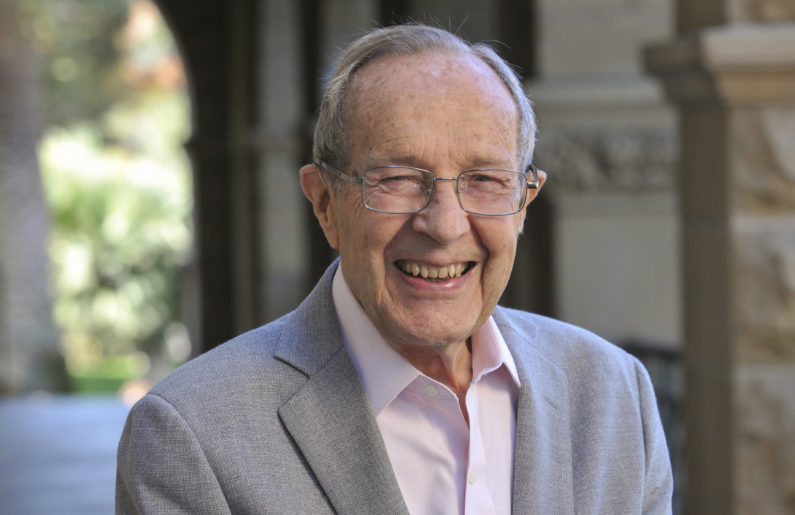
xmin=646 ymin=7 xmax=795 ymax=514
xmin=528 ymin=0 xmax=681 ymax=347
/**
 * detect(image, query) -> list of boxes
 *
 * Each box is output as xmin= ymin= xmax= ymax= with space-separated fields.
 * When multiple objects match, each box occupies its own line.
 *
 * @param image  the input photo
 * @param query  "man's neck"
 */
xmin=393 ymin=339 xmax=473 ymax=423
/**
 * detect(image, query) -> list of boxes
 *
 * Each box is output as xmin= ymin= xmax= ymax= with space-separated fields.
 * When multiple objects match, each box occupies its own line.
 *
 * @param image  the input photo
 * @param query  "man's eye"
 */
xmin=378 ymin=176 xmax=426 ymax=192
xmin=467 ymin=173 xmax=510 ymax=187
xmin=381 ymin=175 xmax=415 ymax=182
xmin=470 ymin=174 xmax=498 ymax=182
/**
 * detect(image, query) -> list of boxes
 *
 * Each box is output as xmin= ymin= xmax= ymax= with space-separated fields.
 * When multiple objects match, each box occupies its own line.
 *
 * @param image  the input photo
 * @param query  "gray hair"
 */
xmin=313 ymin=24 xmax=537 ymax=188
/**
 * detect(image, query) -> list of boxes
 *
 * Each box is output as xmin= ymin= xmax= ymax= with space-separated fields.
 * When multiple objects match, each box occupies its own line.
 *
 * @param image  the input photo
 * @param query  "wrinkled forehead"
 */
xmin=345 ymin=51 xmax=519 ymax=160
xmin=349 ymin=50 xmax=514 ymax=114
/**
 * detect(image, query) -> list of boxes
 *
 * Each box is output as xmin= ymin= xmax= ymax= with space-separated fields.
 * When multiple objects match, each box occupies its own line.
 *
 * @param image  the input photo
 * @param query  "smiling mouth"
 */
xmin=395 ymin=260 xmax=474 ymax=281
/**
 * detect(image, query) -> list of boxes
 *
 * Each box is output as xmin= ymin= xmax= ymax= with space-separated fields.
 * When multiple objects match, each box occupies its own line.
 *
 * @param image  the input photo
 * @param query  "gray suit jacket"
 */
xmin=116 ymin=262 xmax=673 ymax=514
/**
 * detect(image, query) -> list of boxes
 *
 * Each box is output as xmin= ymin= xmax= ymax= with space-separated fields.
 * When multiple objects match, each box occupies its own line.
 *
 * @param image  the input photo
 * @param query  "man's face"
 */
xmin=314 ymin=51 xmax=540 ymax=352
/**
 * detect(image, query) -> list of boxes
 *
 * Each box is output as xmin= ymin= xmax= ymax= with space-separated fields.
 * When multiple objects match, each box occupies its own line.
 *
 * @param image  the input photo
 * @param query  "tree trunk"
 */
xmin=0 ymin=0 xmax=68 ymax=394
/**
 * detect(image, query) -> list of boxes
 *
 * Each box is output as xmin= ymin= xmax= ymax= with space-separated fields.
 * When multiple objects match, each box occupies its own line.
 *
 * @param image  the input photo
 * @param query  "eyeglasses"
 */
xmin=316 ymin=160 xmax=539 ymax=216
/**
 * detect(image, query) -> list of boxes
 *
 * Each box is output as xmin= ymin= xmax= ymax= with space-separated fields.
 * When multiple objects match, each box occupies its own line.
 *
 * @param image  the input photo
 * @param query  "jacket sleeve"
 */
xmin=635 ymin=361 xmax=675 ymax=515
xmin=115 ymin=393 xmax=232 ymax=515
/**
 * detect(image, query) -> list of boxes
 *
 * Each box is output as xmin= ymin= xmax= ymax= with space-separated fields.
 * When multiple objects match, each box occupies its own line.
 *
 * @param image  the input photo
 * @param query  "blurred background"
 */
xmin=0 ymin=0 xmax=793 ymax=513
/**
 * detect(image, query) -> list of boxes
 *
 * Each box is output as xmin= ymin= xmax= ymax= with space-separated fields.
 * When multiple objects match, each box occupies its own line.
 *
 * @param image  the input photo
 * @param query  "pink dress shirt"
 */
xmin=332 ymin=268 xmax=520 ymax=514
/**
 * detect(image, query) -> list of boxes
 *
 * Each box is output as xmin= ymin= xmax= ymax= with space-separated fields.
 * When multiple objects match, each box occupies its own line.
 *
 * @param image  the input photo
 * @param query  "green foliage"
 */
xmin=24 ymin=0 xmax=132 ymax=124
xmin=42 ymin=120 xmax=191 ymax=359
xmin=34 ymin=0 xmax=192 ymax=386
xmin=68 ymin=353 xmax=151 ymax=393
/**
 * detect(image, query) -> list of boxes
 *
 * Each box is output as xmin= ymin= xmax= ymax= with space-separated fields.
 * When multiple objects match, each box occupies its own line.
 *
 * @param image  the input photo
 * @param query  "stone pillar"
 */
xmin=646 ymin=7 xmax=795 ymax=514
xmin=528 ymin=0 xmax=681 ymax=347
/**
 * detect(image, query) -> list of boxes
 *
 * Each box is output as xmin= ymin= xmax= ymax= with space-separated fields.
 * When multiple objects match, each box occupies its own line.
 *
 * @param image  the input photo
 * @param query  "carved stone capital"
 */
xmin=645 ymin=23 xmax=795 ymax=106
xmin=535 ymin=128 xmax=677 ymax=192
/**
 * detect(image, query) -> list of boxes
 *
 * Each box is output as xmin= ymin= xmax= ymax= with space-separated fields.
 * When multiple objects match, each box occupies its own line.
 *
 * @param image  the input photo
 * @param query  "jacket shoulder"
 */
xmin=495 ymin=306 xmax=639 ymax=372
xmin=148 ymin=313 xmax=301 ymax=409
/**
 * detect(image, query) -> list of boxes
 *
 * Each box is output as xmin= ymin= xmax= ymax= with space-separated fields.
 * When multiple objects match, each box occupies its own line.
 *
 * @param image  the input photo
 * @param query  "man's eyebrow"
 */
xmin=363 ymin=155 xmax=515 ymax=171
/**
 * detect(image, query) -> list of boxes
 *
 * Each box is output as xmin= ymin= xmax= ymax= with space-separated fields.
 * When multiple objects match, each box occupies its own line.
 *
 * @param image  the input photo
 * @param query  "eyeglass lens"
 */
xmin=361 ymin=167 xmax=527 ymax=215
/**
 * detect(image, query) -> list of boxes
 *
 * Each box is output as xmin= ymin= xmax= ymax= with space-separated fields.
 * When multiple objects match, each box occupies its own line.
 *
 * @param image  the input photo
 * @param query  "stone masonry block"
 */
xmin=735 ymin=364 xmax=795 ymax=515
xmin=731 ymin=0 xmax=795 ymax=22
xmin=733 ymin=107 xmax=795 ymax=214
xmin=732 ymin=216 xmax=795 ymax=361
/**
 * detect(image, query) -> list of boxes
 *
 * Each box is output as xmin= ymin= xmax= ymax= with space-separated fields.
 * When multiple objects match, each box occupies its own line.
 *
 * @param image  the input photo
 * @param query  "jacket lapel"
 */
xmin=278 ymin=347 xmax=408 ymax=514
xmin=495 ymin=310 xmax=575 ymax=514
xmin=274 ymin=262 xmax=408 ymax=514
xmin=274 ymin=263 xmax=573 ymax=513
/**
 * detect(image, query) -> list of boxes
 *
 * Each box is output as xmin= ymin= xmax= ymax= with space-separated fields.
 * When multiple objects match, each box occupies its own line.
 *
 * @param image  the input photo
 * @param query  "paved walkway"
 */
xmin=0 ymin=395 xmax=130 ymax=514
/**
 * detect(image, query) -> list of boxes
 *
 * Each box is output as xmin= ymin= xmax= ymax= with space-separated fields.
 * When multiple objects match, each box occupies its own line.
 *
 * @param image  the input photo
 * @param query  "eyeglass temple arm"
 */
xmin=316 ymin=160 xmax=363 ymax=184
xmin=527 ymin=164 xmax=540 ymax=190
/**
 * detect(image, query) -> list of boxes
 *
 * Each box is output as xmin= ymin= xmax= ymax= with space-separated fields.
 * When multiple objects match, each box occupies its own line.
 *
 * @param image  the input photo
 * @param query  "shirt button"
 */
xmin=468 ymin=470 xmax=477 ymax=485
xmin=424 ymin=384 xmax=438 ymax=396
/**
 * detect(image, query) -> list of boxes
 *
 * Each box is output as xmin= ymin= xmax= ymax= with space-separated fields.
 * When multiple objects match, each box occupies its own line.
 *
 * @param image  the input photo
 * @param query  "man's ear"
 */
xmin=530 ymin=170 xmax=547 ymax=197
xmin=300 ymin=164 xmax=340 ymax=249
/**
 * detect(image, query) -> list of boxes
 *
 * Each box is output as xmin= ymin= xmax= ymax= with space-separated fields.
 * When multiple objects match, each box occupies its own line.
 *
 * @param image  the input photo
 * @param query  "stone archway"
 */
xmin=154 ymin=0 xmax=262 ymax=353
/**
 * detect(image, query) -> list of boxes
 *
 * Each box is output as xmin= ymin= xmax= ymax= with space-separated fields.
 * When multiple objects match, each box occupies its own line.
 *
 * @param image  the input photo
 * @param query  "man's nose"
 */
xmin=411 ymin=177 xmax=470 ymax=244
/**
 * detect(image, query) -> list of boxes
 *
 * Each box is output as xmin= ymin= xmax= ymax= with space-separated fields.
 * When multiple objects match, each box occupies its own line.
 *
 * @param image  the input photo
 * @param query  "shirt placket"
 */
xmin=463 ymin=381 xmax=498 ymax=515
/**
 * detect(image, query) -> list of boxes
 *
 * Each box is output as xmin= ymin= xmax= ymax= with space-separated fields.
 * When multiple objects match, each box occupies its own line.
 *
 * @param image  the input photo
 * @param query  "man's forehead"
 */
xmin=350 ymin=50 xmax=505 ymax=98
xmin=344 ymin=51 xmax=518 ymax=158
xmin=346 ymin=51 xmax=517 ymax=133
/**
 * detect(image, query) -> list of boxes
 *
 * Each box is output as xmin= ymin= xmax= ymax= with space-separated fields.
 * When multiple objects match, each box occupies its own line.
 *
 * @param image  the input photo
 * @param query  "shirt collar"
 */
xmin=471 ymin=315 xmax=521 ymax=387
xmin=332 ymin=267 xmax=520 ymax=414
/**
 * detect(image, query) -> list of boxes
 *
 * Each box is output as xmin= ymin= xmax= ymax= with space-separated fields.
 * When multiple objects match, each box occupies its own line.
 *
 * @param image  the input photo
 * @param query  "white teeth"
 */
xmin=399 ymin=261 xmax=469 ymax=280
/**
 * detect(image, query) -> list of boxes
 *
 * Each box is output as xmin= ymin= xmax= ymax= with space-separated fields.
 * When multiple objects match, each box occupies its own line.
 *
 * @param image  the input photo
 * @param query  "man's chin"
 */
xmin=372 ymin=292 xmax=487 ymax=349
xmin=383 ymin=321 xmax=476 ymax=352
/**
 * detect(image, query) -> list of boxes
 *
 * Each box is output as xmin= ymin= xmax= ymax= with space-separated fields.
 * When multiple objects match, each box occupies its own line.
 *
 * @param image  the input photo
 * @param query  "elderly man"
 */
xmin=116 ymin=24 xmax=673 ymax=514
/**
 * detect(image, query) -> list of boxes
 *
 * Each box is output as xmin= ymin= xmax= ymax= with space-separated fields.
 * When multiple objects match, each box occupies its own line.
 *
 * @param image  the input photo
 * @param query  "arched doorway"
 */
xmin=32 ymin=0 xmax=195 ymax=393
